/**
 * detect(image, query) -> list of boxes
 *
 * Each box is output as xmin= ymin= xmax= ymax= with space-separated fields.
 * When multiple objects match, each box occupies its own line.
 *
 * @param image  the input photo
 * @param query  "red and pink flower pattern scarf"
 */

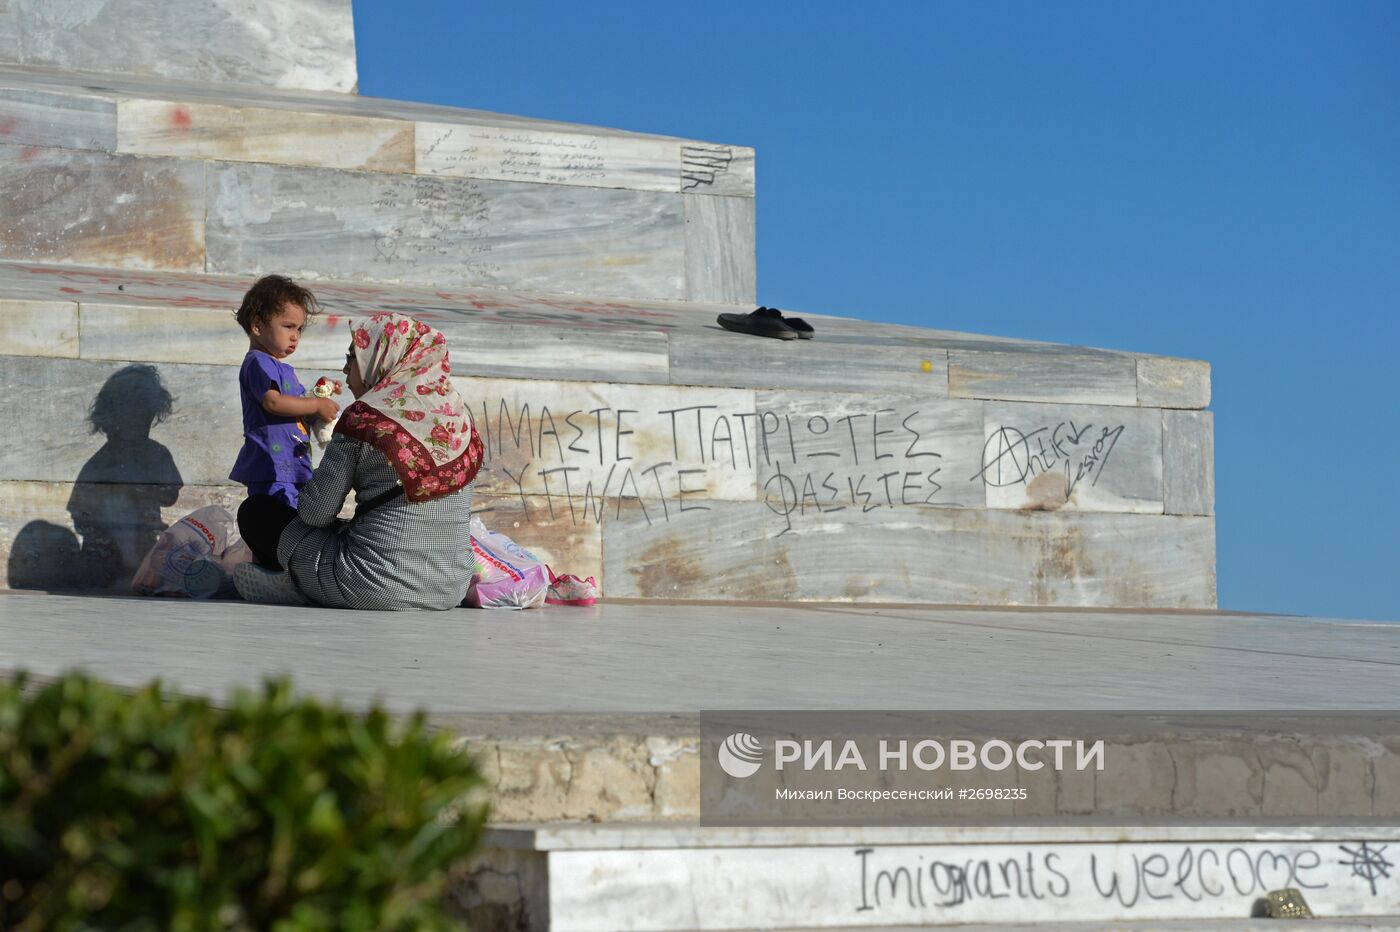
xmin=335 ymin=313 xmax=483 ymax=502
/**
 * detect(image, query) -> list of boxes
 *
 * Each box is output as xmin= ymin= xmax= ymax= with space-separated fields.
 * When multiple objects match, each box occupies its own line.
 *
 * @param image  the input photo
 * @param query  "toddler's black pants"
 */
xmin=237 ymin=495 xmax=296 ymax=570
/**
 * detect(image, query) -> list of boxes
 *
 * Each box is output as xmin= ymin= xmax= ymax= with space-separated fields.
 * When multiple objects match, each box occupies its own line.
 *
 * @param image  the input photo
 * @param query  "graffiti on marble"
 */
xmin=470 ymin=397 xmax=968 ymax=534
xmin=975 ymin=420 xmax=1125 ymax=495
xmin=854 ymin=841 xmax=1392 ymax=917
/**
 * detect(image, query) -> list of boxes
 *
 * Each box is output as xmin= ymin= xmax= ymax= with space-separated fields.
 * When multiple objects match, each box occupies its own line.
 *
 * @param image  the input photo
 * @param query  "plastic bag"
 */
xmin=463 ymin=516 xmax=548 ymax=609
xmin=131 ymin=506 xmax=252 ymax=599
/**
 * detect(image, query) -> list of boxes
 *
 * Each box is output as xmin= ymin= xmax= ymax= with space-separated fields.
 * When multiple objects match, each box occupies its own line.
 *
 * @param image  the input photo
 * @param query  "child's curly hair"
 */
xmin=234 ymin=274 xmax=321 ymax=335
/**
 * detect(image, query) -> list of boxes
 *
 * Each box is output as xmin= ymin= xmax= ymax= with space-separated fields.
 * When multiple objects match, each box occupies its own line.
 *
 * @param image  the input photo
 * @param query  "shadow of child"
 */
xmin=65 ymin=365 xmax=184 ymax=588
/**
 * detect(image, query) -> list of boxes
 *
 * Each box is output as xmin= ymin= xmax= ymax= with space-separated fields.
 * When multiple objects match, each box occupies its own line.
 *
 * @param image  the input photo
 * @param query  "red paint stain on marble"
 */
xmin=170 ymin=107 xmax=193 ymax=130
xmin=59 ymin=287 xmax=81 ymax=294
xmin=0 ymin=117 xmax=18 ymax=136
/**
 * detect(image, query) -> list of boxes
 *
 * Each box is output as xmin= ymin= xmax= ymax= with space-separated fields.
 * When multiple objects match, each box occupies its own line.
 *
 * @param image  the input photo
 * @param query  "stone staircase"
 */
xmin=0 ymin=4 xmax=1336 ymax=930
xmin=0 ymin=62 xmax=754 ymax=303
xmin=0 ymin=6 xmax=1213 ymax=608
xmin=0 ymin=256 xmax=1215 ymax=604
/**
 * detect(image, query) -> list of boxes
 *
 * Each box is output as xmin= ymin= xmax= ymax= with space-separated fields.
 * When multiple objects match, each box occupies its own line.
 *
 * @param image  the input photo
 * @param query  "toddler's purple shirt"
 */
xmin=229 ymin=350 xmax=313 ymax=492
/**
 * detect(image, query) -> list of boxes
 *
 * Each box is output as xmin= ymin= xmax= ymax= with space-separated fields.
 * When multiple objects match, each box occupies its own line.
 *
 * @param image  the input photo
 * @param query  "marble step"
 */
xmin=0 ymin=66 xmax=755 ymax=302
xmin=457 ymin=824 xmax=1400 ymax=930
xmin=0 ymin=261 xmax=1210 ymax=405
xmin=0 ymin=2 xmax=357 ymax=93
xmin=0 ymin=262 xmax=1215 ymax=606
xmin=0 ymin=63 xmax=755 ymax=192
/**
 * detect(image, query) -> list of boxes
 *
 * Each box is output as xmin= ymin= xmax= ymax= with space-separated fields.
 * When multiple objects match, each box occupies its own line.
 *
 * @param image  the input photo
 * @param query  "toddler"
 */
xmin=230 ymin=275 xmax=339 ymax=566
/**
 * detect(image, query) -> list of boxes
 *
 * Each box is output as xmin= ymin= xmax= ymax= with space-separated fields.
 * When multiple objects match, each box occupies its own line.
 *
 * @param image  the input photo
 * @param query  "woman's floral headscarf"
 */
xmin=335 ymin=313 xmax=483 ymax=502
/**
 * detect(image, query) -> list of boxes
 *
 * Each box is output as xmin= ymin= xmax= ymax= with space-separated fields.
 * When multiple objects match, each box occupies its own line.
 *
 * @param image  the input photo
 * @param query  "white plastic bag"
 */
xmin=131 ymin=506 xmax=252 ymax=599
xmin=463 ymin=516 xmax=548 ymax=610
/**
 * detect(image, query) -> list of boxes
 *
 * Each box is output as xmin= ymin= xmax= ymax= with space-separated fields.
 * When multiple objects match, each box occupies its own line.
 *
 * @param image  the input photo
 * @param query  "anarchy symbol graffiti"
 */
xmin=1338 ymin=842 xmax=1394 ymax=896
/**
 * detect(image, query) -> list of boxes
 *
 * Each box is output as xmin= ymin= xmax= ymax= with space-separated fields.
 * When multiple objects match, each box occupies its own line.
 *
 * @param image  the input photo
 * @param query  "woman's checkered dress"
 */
xmin=277 ymin=435 xmax=475 ymax=610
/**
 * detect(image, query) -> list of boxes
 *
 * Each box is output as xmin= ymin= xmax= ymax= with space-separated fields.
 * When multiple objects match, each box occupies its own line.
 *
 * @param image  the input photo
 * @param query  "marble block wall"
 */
xmin=0 ymin=293 xmax=1216 ymax=608
xmin=0 ymin=77 xmax=757 ymax=303
xmin=0 ymin=0 xmax=358 ymax=93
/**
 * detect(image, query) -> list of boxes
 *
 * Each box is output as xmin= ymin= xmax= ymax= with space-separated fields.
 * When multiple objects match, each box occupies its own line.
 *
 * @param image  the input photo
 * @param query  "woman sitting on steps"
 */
xmin=235 ymin=313 xmax=484 ymax=610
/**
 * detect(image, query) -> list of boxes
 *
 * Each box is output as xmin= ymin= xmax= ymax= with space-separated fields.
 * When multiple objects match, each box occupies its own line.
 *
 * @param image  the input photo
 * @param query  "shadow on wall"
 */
xmin=8 ymin=365 xmax=184 ymax=591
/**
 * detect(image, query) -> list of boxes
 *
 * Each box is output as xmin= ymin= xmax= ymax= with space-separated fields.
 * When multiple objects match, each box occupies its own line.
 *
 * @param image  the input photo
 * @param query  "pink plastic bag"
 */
xmin=463 ymin=516 xmax=548 ymax=610
xmin=131 ymin=506 xmax=252 ymax=599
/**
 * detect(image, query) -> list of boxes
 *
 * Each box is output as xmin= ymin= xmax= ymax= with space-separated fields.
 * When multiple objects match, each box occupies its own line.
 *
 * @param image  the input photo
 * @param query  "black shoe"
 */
xmin=717 ymin=307 xmax=799 ymax=340
xmin=763 ymin=305 xmax=816 ymax=339
xmin=782 ymin=315 xmax=815 ymax=339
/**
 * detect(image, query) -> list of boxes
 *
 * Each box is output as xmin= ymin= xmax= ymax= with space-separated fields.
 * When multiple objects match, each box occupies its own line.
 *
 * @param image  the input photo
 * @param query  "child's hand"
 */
xmin=315 ymin=398 xmax=340 ymax=422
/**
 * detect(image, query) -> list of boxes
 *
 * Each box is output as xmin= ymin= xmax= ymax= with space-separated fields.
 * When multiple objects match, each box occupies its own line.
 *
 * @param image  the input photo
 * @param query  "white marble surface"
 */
xmin=950 ymin=349 xmax=1140 ymax=406
xmin=117 ymin=99 xmax=413 ymax=172
xmin=1 ymin=594 xmax=1396 ymax=713
xmin=0 ymin=260 xmax=1209 ymax=408
xmin=417 ymin=121 xmax=679 ymax=192
xmin=0 ymin=147 xmax=205 ymax=270
xmin=76 ymin=301 xmax=349 ymax=367
xmin=0 ymin=85 xmax=115 ymax=150
xmin=1139 ymin=355 xmax=1212 ymax=409
xmin=0 ymin=63 xmax=709 ymax=142
xmin=601 ymin=503 xmax=1216 ymax=606
xmin=668 ymin=333 xmax=949 ymax=394
xmin=204 ymin=161 xmax=688 ymax=301
xmin=683 ymin=194 xmax=757 ymax=304
xmin=542 ymin=838 xmax=1400 ymax=929
xmin=0 ymin=298 xmax=78 ymax=357
xmin=1164 ymin=409 xmax=1215 ymax=517
xmin=0 ymin=0 xmax=357 ymax=93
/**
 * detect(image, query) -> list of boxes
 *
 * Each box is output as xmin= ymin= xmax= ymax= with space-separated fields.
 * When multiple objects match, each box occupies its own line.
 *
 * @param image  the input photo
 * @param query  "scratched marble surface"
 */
xmin=0 ymin=147 xmax=205 ymax=271
xmin=204 ymin=161 xmax=689 ymax=301
xmin=0 ymin=0 xmax=357 ymax=93
xmin=603 ymin=502 xmax=1217 ymax=607
xmin=0 ymin=85 xmax=115 ymax=150
xmin=417 ymin=121 xmax=679 ymax=192
xmin=117 ymin=99 xmax=413 ymax=173
xmin=980 ymin=402 xmax=1164 ymax=514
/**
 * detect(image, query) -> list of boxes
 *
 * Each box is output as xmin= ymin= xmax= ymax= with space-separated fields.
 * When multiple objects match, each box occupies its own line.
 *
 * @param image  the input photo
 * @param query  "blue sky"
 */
xmin=354 ymin=1 xmax=1399 ymax=621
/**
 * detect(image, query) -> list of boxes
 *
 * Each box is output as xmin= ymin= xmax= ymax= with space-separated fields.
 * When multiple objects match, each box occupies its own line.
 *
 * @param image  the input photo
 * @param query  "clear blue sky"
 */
xmin=354 ymin=1 xmax=1399 ymax=621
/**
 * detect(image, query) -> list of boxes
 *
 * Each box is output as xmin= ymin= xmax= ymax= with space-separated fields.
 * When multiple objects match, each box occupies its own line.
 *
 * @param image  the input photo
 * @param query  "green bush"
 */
xmin=0 ymin=672 xmax=487 ymax=931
